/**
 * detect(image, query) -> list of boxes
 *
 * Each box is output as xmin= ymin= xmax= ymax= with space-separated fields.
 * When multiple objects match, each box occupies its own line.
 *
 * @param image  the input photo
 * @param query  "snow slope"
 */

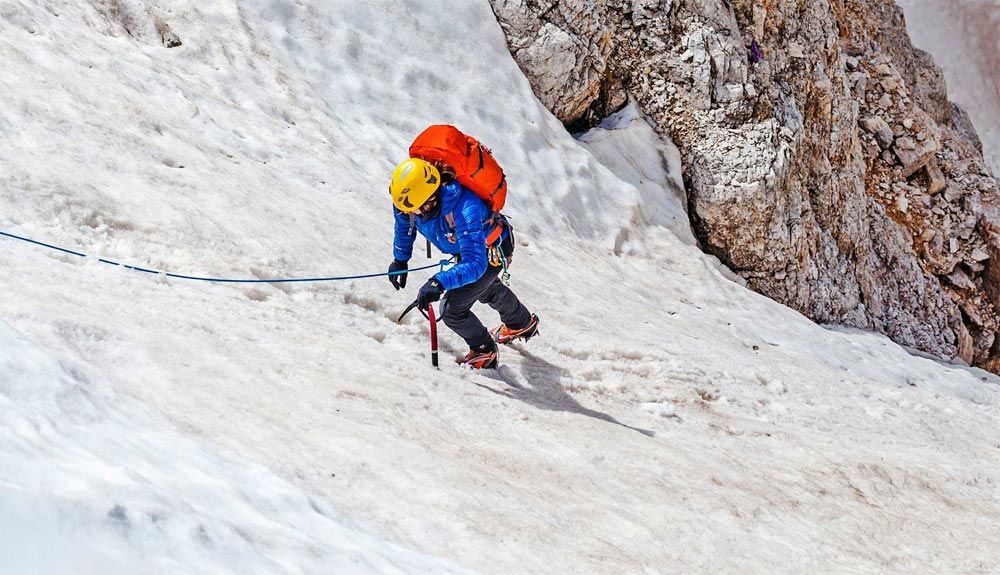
xmin=0 ymin=323 xmax=466 ymax=574
xmin=1 ymin=1 xmax=999 ymax=573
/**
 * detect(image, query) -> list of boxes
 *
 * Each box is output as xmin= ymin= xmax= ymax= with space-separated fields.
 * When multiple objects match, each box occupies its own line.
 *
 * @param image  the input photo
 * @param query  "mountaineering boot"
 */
xmin=457 ymin=342 xmax=499 ymax=369
xmin=492 ymin=314 xmax=539 ymax=345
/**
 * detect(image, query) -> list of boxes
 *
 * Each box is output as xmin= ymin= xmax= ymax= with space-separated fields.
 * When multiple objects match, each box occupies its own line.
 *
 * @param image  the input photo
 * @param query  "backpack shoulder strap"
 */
xmin=446 ymin=210 xmax=503 ymax=245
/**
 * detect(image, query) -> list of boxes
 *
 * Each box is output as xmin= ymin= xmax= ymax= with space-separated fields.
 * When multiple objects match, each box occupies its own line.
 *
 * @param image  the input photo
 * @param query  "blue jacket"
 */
xmin=393 ymin=181 xmax=502 ymax=290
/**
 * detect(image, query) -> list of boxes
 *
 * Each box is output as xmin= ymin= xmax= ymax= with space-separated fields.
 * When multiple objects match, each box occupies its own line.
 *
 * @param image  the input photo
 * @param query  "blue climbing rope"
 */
xmin=0 ymin=229 xmax=451 ymax=284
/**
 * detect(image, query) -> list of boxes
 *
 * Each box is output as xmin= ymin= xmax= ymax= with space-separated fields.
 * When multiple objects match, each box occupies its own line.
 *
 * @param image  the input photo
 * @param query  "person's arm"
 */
xmin=392 ymin=207 xmax=417 ymax=262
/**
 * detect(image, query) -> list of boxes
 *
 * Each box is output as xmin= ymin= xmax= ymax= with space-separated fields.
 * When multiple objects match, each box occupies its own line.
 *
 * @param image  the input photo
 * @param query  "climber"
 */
xmin=388 ymin=155 xmax=539 ymax=369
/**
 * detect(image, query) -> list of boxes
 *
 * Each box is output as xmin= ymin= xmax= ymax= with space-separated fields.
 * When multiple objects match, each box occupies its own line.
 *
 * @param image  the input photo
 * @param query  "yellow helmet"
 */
xmin=389 ymin=158 xmax=440 ymax=213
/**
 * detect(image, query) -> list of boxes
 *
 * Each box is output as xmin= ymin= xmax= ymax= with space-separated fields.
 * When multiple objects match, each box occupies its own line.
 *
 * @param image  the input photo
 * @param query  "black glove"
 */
xmin=416 ymin=278 xmax=444 ymax=311
xmin=388 ymin=259 xmax=408 ymax=290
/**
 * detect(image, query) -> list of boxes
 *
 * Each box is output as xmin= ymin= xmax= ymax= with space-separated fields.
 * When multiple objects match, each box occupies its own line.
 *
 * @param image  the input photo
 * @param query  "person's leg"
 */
xmin=441 ymin=267 xmax=501 ymax=349
xmin=478 ymin=279 xmax=532 ymax=330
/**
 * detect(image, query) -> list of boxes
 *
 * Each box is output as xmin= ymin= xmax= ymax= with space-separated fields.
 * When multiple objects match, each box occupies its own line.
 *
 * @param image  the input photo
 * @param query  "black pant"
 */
xmin=442 ymin=264 xmax=532 ymax=349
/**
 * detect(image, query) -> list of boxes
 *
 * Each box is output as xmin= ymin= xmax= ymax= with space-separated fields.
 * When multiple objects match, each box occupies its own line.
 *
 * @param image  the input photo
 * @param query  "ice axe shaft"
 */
xmin=428 ymin=303 xmax=439 ymax=368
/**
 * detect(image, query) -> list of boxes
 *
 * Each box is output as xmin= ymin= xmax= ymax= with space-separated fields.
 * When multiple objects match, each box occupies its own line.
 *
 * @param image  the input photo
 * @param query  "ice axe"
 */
xmin=427 ymin=303 xmax=439 ymax=367
xmin=397 ymin=298 xmax=444 ymax=368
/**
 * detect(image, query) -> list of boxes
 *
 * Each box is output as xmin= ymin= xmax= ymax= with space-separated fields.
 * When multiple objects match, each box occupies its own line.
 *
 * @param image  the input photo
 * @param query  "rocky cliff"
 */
xmin=490 ymin=0 xmax=1000 ymax=372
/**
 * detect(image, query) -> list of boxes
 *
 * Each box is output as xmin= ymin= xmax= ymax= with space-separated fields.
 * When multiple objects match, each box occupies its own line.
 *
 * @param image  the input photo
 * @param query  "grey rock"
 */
xmin=491 ymin=2 xmax=616 ymax=126
xmin=897 ymin=195 xmax=910 ymax=213
xmin=897 ymin=140 xmax=940 ymax=178
xmin=895 ymin=136 xmax=916 ymax=151
xmin=155 ymin=16 xmax=182 ymax=48
xmin=944 ymin=186 xmax=966 ymax=203
xmin=880 ymin=76 xmax=899 ymax=93
xmin=967 ymin=260 xmax=987 ymax=273
xmin=947 ymin=269 xmax=976 ymax=290
xmin=957 ymin=323 xmax=975 ymax=364
xmin=875 ymin=62 xmax=894 ymax=76
xmin=860 ymin=116 xmax=894 ymax=149
xmin=927 ymin=160 xmax=947 ymax=195
xmin=632 ymin=0 xmax=667 ymax=24
xmin=850 ymin=71 xmax=869 ymax=95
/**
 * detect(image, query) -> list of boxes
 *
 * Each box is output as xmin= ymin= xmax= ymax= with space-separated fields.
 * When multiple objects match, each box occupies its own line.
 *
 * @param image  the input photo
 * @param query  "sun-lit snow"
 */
xmin=0 ymin=323 xmax=468 ymax=574
xmin=1 ymin=1 xmax=999 ymax=574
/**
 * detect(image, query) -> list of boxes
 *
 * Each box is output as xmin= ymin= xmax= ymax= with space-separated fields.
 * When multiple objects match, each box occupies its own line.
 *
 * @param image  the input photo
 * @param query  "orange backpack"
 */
xmin=409 ymin=125 xmax=507 ymax=213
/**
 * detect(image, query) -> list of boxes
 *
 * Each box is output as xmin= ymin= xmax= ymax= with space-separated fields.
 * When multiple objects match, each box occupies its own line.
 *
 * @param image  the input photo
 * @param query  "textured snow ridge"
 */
xmin=1 ymin=1 xmax=999 ymax=574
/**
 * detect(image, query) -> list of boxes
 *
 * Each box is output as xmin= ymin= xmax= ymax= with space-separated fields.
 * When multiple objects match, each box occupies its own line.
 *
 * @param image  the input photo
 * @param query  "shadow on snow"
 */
xmin=474 ymin=346 xmax=655 ymax=438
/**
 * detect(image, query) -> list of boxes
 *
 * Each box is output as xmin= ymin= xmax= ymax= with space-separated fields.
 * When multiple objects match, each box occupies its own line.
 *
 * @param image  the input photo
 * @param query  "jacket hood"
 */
xmin=438 ymin=181 xmax=464 ymax=214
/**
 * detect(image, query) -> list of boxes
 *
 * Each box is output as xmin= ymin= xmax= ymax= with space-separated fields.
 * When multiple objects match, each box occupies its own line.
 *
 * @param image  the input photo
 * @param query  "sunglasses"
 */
xmin=417 ymin=192 xmax=440 ymax=216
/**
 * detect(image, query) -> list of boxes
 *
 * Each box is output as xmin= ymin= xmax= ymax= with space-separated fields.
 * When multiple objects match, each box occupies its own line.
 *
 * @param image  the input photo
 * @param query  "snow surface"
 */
xmin=1 ymin=1 xmax=999 ymax=573
xmin=575 ymin=102 xmax=696 ymax=249
xmin=0 ymin=323 xmax=466 ymax=574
